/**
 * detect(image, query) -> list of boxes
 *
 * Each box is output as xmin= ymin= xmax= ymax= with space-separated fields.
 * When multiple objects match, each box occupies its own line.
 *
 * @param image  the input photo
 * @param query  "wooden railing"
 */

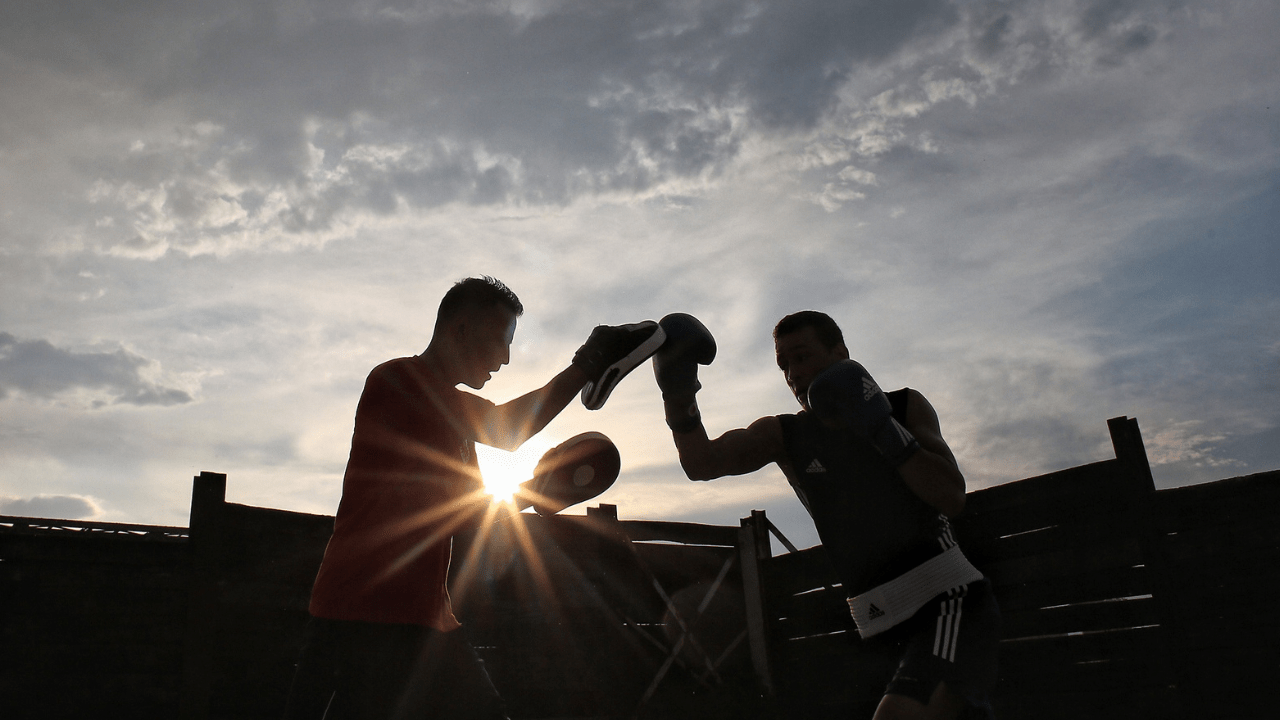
xmin=754 ymin=417 xmax=1280 ymax=720
xmin=3 ymin=416 xmax=1277 ymax=719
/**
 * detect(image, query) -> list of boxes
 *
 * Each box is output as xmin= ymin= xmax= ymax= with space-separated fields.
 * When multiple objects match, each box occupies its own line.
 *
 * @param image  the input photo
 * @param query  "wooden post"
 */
xmin=586 ymin=503 xmax=618 ymax=522
xmin=738 ymin=510 xmax=775 ymax=698
xmin=1107 ymin=418 xmax=1187 ymax=719
xmin=181 ymin=472 xmax=226 ymax=720
xmin=1108 ymin=415 xmax=1155 ymax=493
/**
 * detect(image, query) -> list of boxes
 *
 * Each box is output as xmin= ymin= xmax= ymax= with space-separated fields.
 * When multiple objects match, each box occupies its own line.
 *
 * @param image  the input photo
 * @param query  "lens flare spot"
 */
xmin=475 ymin=441 xmax=552 ymax=503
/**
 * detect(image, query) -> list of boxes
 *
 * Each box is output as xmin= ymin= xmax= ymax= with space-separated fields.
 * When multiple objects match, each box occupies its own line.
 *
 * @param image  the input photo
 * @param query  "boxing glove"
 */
xmin=653 ymin=313 xmax=716 ymax=432
xmin=807 ymin=359 xmax=920 ymax=466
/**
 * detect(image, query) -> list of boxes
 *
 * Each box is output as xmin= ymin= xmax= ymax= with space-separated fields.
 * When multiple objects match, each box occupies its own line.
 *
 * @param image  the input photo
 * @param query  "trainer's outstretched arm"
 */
xmin=481 ymin=365 xmax=589 ymax=451
xmin=479 ymin=322 xmax=657 ymax=450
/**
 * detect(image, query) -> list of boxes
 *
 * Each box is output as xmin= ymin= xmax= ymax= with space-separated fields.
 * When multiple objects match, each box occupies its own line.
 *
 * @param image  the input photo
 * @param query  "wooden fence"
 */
xmin=759 ymin=417 xmax=1279 ymax=720
xmin=0 ymin=517 xmax=190 ymax=718
xmin=2 ymin=415 xmax=1277 ymax=719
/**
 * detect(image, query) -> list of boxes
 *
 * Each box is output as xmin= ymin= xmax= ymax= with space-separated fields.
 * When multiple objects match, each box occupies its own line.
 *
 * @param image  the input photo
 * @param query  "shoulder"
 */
xmin=885 ymin=387 xmax=911 ymax=421
xmin=901 ymin=388 xmax=940 ymax=428
xmin=366 ymin=355 xmax=419 ymax=383
xmin=761 ymin=413 xmax=797 ymax=457
xmin=751 ymin=413 xmax=787 ymax=438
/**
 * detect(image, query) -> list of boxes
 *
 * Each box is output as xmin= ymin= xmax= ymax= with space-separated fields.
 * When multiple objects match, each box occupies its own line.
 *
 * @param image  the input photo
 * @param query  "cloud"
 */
xmin=0 ymin=332 xmax=194 ymax=408
xmin=0 ymin=0 xmax=1276 ymax=530
xmin=1143 ymin=420 xmax=1242 ymax=470
xmin=0 ymin=494 xmax=103 ymax=520
xmin=0 ymin=0 xmax=969 ymax=259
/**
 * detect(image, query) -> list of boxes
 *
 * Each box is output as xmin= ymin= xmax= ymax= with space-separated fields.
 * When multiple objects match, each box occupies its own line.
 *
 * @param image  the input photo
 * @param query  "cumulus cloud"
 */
xmin=0 ymin=0 xmax=1276 ymax=528
xmin=1143 ymin=421 xmax=1242 ymax=470
xmin=0 ymin=494 xmax=104 ymax=520
xmin=0 ymin=0 xmax=967 ymax=258
xmin=0 ymin=333 xmax=193 ymax=408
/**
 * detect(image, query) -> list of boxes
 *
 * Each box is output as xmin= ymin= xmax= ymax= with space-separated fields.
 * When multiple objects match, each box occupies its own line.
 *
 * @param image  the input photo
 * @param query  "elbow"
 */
xmin=940 ymin=489 xmax=966 ymax=519
xmin=679 ymin=457 xmax=719 ymax=482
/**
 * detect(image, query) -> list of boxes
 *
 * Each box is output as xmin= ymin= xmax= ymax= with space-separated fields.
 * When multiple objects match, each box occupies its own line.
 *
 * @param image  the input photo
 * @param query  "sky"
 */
xmin=1 ymin=0 xmax=1277 ymax=551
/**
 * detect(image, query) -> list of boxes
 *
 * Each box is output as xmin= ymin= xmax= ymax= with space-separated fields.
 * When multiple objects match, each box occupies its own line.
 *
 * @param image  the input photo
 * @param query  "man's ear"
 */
xmin=836 ymin=343 xmax=850 ymax=360
xmin=449 ymin=317 xmax=471 ymax=341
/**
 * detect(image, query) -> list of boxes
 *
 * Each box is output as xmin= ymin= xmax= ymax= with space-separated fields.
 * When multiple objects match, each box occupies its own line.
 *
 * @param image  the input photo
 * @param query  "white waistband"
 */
xmin=847 ymin=545 xmax=983 ymax=638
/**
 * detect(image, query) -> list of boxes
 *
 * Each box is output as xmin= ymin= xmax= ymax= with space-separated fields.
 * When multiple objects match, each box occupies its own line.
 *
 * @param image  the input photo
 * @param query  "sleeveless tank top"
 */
xmin=777 ymin=388 xmax=957 ymax=596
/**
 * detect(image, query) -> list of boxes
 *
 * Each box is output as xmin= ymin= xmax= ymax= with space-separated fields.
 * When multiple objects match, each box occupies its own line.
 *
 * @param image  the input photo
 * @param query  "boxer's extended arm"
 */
xmin=654 ymin=312 xmax=784 ymax=480
xmin=674 ymin=415 xmax=785 ymax=481
xmin=897 ymin=390 xmax=966 ymax=517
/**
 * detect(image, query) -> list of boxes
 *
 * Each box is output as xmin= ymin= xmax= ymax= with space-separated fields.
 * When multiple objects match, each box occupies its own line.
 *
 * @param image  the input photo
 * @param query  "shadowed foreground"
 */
xmin=3 ymin=417 xmax=1277 ymax=719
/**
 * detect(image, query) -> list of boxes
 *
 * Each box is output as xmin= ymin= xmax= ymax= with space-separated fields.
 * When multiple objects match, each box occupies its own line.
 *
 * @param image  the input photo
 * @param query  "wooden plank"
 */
xmin=960 ymin=461 xmax=1134 ymax=517
xmin=980 ymin=536 xmax=1147 ymax=587
xmin=998 ymin=595 xmax=1161 ymax=639
xmin=1162 ymin=588 xmax=1280 ymax=651
xmin=1156 ymin=522 xmax=1280 ymax=563
xmin=774 ymin=586 xmax=852 ymax=640
xmin=774 ymin=640 xmax=892 ymax=706
xmin=1171 ymin=645 xmax=1280 ymax=716
xmin=16 ymin=641 xmax=186 ymax=674
xmin=1151 ymin=470 xmax=1280 ymax=531
xmin=0 ymin=532 xmax=191 ymax=564
xmin=616 ymin=519 xmax=740 ymax=547
xmin=6 ymin=606 xmax=189 ymax=644
xmin=2 ymin=672 xmax=182 ymax=719
xmin=992 ymin=564 xmax=1154 ymax=612
xmin=765 ymin=545 xmax=839 ymax=597
xmin=495 ymin=511 xmax=741 ymax=549
xmin=4 ymin=587 xmax=189 ymax=620
xmin=962 ymin=502 xmax=1151 ymax=565
xmin=998 ymin=626 xmax=1172 ymax=677
xmin=997 ymin=652 xmax=1172 ymax=695
xmin=4 ymin=560 xmax=189 ymax=592
xmin=992 ymin=685 xmax=1181 ymax=720
xmin=956 ymin=489 xmax=1146 ymax=546
xmin=0 ymin=515 xmax=189 ymax=541
xmin=1157 ymin=548 xmax=1280 ymax=592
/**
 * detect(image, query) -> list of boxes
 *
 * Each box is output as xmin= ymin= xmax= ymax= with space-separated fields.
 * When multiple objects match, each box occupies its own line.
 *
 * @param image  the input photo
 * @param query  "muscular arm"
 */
xmin=477 ymin=365 xmax=590 ymax=451
xmin=673 ymin=415 xmax=785 ymax=481
xmin=897 ymin=390 xmax=966 ymax=518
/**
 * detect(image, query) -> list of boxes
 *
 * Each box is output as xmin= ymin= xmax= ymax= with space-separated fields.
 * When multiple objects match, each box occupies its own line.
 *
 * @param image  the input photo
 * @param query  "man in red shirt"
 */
xmin=285 ymin=276 xmax=661 ymax=719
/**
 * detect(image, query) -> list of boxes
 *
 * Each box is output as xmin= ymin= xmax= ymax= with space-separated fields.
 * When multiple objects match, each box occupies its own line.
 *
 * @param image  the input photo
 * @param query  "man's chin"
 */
xmin=463 ymin=373 xmax=491 ymax=390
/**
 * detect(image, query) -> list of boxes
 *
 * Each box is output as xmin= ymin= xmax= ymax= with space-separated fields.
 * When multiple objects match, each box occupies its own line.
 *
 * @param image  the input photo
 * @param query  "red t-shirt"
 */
xmin=309 ymin=356 xmax=494 ymax=629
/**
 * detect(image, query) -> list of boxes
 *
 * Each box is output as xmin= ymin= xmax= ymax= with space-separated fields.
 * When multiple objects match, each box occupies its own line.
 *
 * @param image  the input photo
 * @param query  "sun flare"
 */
xmin=475 ymin=441 xmax=553 ymax=503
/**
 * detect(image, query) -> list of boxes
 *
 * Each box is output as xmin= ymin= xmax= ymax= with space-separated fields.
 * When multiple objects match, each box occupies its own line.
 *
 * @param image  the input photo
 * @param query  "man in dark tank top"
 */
xmin=650 ymin=310 xmax=1000 ymax=720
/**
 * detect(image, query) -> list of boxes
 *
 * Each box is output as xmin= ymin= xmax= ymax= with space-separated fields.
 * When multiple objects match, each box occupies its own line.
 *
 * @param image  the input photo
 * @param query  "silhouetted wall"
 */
xmin=3 ymin=416 xmax=1277 ymax=719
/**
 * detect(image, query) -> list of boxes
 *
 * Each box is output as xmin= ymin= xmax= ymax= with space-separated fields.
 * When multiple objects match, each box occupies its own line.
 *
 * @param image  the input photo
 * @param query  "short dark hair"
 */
xmin=436 ymin=276 xmax=523 ymax=328
xmin=773 ymin=310 xmax=844 ymax=350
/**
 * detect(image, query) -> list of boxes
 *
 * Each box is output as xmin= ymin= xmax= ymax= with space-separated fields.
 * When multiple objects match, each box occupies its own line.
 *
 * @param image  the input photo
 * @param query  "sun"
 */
xmin=475 ymin=440 xmax=553 ymax=504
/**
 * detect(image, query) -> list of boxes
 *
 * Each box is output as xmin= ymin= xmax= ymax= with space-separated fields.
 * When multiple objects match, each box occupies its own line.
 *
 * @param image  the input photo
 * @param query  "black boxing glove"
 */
xmin=807 ymin=359 xmax=920 ymax=466
xmin=652 ymin=313 xmax=716 ymax=433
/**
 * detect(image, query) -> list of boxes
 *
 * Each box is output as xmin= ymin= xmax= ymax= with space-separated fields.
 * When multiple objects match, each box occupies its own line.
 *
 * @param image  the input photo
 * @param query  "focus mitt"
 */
xmin=518 ymin=432 xmax=621 ymax=515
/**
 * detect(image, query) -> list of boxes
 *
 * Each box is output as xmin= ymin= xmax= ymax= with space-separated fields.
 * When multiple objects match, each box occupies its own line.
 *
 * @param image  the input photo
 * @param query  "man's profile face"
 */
xmin=775 ymin=325 xmax=848 ymax=411
xmin=459 ymin=307 xmax=517 ymax=389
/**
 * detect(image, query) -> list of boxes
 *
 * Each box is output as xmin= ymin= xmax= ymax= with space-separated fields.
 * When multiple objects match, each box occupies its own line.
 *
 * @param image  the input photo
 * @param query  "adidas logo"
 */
xmin=805 ymin=459 xmax=826 ymax=474
xmin=868 ymin=603 xmax=886 ymax=620
xmin=862 ymin=377 xmax=880 ymax=401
